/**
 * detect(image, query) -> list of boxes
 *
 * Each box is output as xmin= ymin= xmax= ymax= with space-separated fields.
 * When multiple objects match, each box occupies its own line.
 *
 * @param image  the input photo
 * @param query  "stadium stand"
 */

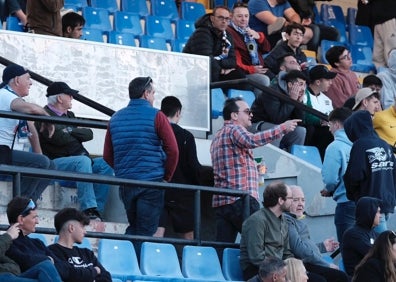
xmin=113 ymin=11 xmax=144 ymax=36
xmin=180 ymin=2 xmax=206 ymax=22
xmin=290 ymin=145 xmax=323 ymax=169
xmin=227 ymin=89 xmax=256 ymax=107
xmin=172 ymin=39 xmax=187 ymax=52
xmin=350 ymin=44 xmax=376 ymax=73
xmin=5 ymin=16 xmax=24 ymax=32
xmin=211 ymin=88 xmax=226 ymax=119
xmin=64 ymin=0 xmax=88 ymax=11
xmin=81 ymin=28 xmax=105 ymax=42
xmin=121 ymin=0 xmax=150 ymax=18
xmin=222 ymin=248 xmax=244 ymax=281
xmin=175 ymin=19 xmax=195 ymax=40
xmin=139 ymin=35 xmax=168 ymax=50
xmin=90 ymin=0 xmax=119 ymax=14
xmin=348 ymin=24 xmax=373 ymax=47
xmin=108 ymin=31 xmax=136 ymax=46
xmin=82 ymin=6 xmax=113 ymax=33
xmin=145 ymin=15 xmax=174 ymax=41
xmin=151 ymin=0 xmax=179 ymax=21
xmin=28 ymin=233 xmax=48 ymax=245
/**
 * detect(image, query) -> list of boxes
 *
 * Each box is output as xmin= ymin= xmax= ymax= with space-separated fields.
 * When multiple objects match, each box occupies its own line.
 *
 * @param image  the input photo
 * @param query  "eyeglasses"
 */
xmin=291 ymin=31 xmax=304 ymax=37
xmin=339 ymin=53 xmax=351 ymax=61
xmin=238 ymin=109 xmax=252 ymax=115
xmin=20 ymin=199 xmax=36 ymax=217
xmin=215 ymin=15 xmax=231 ymax=22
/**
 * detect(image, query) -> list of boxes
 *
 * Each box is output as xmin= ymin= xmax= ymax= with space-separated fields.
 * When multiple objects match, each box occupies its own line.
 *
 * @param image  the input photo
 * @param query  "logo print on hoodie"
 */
xmin=367 ymin=147 xmax=394 ymax=170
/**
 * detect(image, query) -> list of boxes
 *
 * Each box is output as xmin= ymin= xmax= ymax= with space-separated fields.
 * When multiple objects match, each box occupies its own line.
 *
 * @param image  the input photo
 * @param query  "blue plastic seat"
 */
xmin=28 ymin=233 xmax=47 ymax=246
xmin=290 ymin=145 xmax=323 ymax=169
xmin=172 ymin=39 xmax=187 ymax=52
xmin=140 ymin=242 xmax=184 ymax=278
xmin=350 ymin=44 xmax=376 ymax=73
xmin=121 ymin=0 xmax=149 ymax=18
xmin=113 ymin=11 xmax=143 ymax=36
xmin=182 ymin=245 xmax=226 ymax=281
xmin=319 ymin=40 xmax=346 ymax=64
xmin=320 ymin=4 xmax=346 ymax=26
xmin=326 ymin=20 xmax=347 ymax=44
xmin=176 ymin=19 xmax=195 ymax=40
xmin=64 ymin=0 xmax=87 ymax=10
xmin=145 ymin=16 xmax=174 ymax=41
xmin=97 ymin=239 xmax=143 ymax=282
xmin=347 ymin=7 xmax=357 ymax=27
xmin=82 ymin=6 xmax=112 ymax=33
xmin=139 ymin=35 xmax=168 ymax=51
xmin=112 ymin=279 xmax=123 ymax=282
xmin=348 ymin=24 xmax=373 ymax=47
xmin=81 ymin=28 xmax=105 ymax=42
xmin=211 ymin=88 xmax=225 ymax=119
xmin=151 ymin=0 xmax=179 ymax=21
xmin=54 ymin=235 xmax=92 ymax=250
xmin=181 ymin=2 xmax=206 ymax=22
xmin=313 ymin=4 xmax=322 ymax=24
xmin=108 ymin=31 xmax=136 ymax=46
xmin=90 ymin=0 xmax=119 ymax=14
xmin=222 ymin=248 xmax=244 ymax=281
xmin=339 ymin=258 xmax=346 ymax=272
xmin=227 ymin=89 xmax=256 ymax=107
xmin=6 ymin=16 xmax=24 ymax=32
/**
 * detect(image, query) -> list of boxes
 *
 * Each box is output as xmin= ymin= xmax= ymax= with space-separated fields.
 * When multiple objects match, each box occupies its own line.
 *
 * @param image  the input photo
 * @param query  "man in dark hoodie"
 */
xmin=343 ymin=110 xmax=396 ymax=233
xmin=341 ymin=196 xmax=381 ymax=277
xmin=183 ymin=6 xmax=245 ymax=83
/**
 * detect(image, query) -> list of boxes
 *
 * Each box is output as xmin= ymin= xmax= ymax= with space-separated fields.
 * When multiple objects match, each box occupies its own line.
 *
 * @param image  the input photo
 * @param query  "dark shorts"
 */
xmin=158 ymin=193 xmax=194 ymax=233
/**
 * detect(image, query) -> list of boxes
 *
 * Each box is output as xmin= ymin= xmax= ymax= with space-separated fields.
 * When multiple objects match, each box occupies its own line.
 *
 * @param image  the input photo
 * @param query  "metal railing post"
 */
xmin=12 ymin=172 xmax=21 ymax=197
xmin=194 ymin=190 xmax=201 ymax=245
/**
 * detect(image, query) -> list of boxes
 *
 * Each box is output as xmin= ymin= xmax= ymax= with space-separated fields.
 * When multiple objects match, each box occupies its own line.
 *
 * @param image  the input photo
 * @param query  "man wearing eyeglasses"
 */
xmin=103 ymin=77 xmax=179 ymax=242
xmin=325 ymin=46 xmax=360 ymax=108
xmin=210 ymin=97 xmax=299 ymax=243
xmin=5 ymin=197 xmax=68 ymax=281
xmin=183 ymin=6 xmax=246 ymax=83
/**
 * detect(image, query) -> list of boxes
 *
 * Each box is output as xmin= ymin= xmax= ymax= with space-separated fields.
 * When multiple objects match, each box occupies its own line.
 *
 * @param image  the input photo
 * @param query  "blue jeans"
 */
xmin=0 ymin=260 xmax=62 ymax=282
xmin=11 ymin=150 xmax=56 ymax=202
xmin=335 ymin=201 xmax=356 ymax=244
xmin=374 ymin=213 xmax=388 ymax=234
xmin=54 ymin=156 xmax=113 ymax=212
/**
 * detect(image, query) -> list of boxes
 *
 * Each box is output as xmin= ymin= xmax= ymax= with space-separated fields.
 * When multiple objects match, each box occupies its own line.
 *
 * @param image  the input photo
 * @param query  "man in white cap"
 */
xmin=0 ymin=64 xmax=55 ymax=201
xmin=352 ymin=87 xmax=382 ymax=116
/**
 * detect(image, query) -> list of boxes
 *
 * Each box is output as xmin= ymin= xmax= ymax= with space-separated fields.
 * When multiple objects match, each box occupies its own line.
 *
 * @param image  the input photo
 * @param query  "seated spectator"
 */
xmin=0 ymin=222 xmax=62 ymax=282
xmin=154 ymin=96 xmax=202 ymax=240
xmin=325 ymin=46 xmax=360 ymax=108
xmin=5 ymin=197 xmax=70 ymax=281
xmin=284 ymin=258 xmax=308 ymax=282
xmin=227 ymin=2 xmax=271 ymax=94
xmin=48 ymin=208 xmax=111 ymax=282
xmin=0 ymin=64 xmax=55 ymax=202
xmin=373 ymin=98 xmax=396 ymax=147
xmin=251 ymin=70 xmax=307 ymax=152
xmin=183 ymin=6 xmax=245 ymax=84
xmin=285 ymin=185 xmax=349 ymax=282
xmin=35 ymin=82 xmax=113 ymax=220
xmin=353 ymin=230 xmax=396 ymax=282
xmin=343 ymin=74 xmax=383 ymax=110
xmin=240 ymin=181 xmax=294 ymax=280
xmin=303 ymin=65 xmax=336 ymax=160
xmin=377 ymin=49 xmax=396 ymax=110
xmin=247 ymin=257 xmax=288 ymax=282
xmin=352 ymin=87 xmax=382 ymax=116
xmin=264 ymin=23 xmax=308 ymax=76
xmin=247 ymin=0 xmax=313 ymax=48
xmin=6 ymin=0 xmax=27 ymax=27
xmin=62 ymin=12 xmax=85 ymax=39
xmin=27 ymin=0 xmax=63 ymax=36
xmin=341 ymin=196 xmax=381 ymax=277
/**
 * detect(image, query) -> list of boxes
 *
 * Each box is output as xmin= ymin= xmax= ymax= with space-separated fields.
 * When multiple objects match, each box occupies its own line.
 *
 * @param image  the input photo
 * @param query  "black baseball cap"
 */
xmin=46 ymin=82 xmax=79 ymax=97
xmin=309 ymin=65 xmax=337 ymax=82
xmin=0 ymin=64 xmax=29 ymax=88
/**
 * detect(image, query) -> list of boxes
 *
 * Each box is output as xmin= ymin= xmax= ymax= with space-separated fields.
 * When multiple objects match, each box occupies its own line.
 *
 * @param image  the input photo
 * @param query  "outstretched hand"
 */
xmin=282 ymin=119 xmax=302 ymax=133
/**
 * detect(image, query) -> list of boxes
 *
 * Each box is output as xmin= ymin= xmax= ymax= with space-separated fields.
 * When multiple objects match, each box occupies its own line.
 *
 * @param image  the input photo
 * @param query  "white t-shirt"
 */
xmin=0 ymin=87 xmax=20 ymax=147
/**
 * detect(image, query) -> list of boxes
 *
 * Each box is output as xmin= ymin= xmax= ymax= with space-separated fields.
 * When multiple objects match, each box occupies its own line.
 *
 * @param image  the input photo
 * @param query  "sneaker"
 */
xmin=83 ymin=208 xmax=102 ymax=221
xmin=267 ymin=17 xmax=286 ymax=35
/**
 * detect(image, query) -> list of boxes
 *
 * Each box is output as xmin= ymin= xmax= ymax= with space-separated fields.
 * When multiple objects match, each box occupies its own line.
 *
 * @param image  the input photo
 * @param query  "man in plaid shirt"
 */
xmin=210 ymin=97 xmax=301 ymax=242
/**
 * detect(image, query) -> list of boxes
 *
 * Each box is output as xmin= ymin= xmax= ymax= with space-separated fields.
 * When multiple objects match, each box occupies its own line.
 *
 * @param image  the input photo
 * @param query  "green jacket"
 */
xmin=0 ymin=233 xmax=20 ymax=275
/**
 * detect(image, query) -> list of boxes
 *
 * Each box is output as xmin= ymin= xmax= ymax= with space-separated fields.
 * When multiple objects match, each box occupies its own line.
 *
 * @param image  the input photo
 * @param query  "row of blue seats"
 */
xmin=211 ymin=88 xmax=256 ymax=119
xmin=66 ymin=0 xmax=206 ymax=22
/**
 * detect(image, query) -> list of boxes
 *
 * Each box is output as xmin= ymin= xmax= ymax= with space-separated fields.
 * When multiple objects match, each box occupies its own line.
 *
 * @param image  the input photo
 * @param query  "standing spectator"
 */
xmin=353 ymin=230 xmax=396 ymax=282
xmin=240 ymin=181 xmax=294 ymax=280
xmin=251 ymin=70 xmax=307 ymax=151
xmin=247 ymin=0 xmax=314 ymax=48
xmin=227 ymin=2 xmax=271 ymax=91
xmin=103 ymin=77 xmax=179 ymax=239
xmin=373 ymin=98 xmax=396 ymax=148
xmin=183 ymin=6 xmax=245 ymax=83
xmin=27 ymin=0 xmax=63 ymax=36
xmin=264 ymin=23 xmax=308 ymax=76
xmin=0 ymin=64 xmax=55 ymax=201
xmin=210 ymin=97 xmax=299 ymax=243
xmin=35 ymin=82 xmax=113 ymax=220
xmin=247 ymin=257 xmax=288 ymax=282
xmin=285 ymin=185 xmax=349 ymax=282
xmin=62 ymin=12 xmax=85 ymax=39
xmin=343 ymin=110 xmax=396 ymax=233
xmin=48 ymin=208 xmax=112 ymax=282
xmin=321 ymin=107 xmax=355 ymax=243
xmin=352 ymin=88 xmax=382 ymax=116
xmin=303 ymin=65 xmax=336 ymax=160
xmin=6 ymin=0 xmax=27 ymax=27
xmin=325 ymin=46 xmax=360 ymax=108
xmin=0 ymin=222 xmax=62 ymax=282
xmin=154 ymin=96 xmax=202 ymax=240
xmin=285 ymin=258 xmax=308 ymax=282
xmin=341 ymin=196 xmax=381 ymax=277
xmin=377 ymin=49 xmax=396 ymax=110
xmin=5 ymin=197 xmax=69 ymax=281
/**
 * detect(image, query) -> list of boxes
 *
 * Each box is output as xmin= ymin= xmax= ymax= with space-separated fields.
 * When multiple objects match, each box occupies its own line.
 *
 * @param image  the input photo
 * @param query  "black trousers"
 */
xmin=305 ymin=262 xmax=351 ymax=282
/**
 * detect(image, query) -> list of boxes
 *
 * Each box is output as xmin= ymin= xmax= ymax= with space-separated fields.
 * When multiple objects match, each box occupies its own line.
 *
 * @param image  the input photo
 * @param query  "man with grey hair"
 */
xmin=35 ymin=81 xmax=113 ymax=221
xmin=247 ymin=256 xmax=288 ymax=282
